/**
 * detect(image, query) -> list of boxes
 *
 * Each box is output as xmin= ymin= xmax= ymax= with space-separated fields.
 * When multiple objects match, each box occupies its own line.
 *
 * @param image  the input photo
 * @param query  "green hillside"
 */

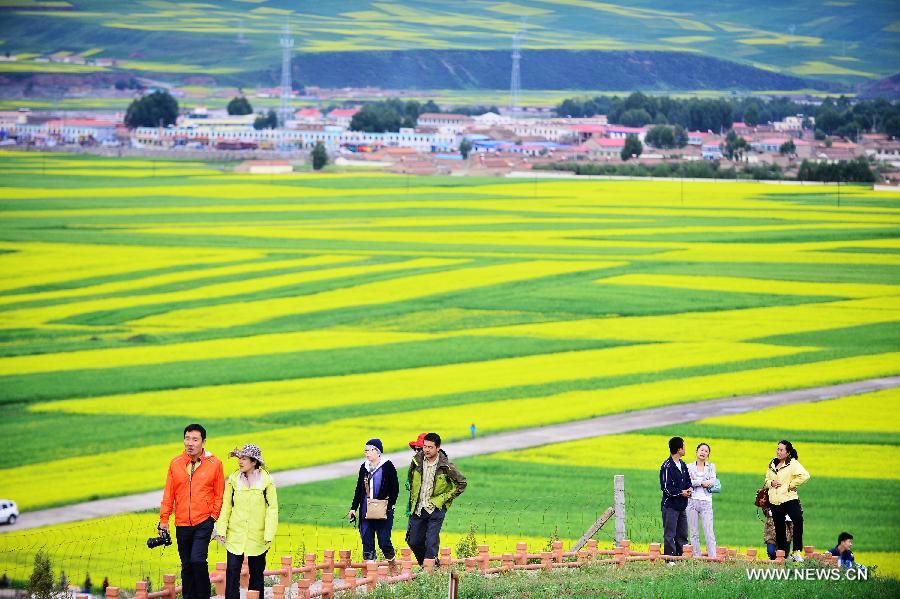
xmin=0 ymin=0 xmax=897 ymax=87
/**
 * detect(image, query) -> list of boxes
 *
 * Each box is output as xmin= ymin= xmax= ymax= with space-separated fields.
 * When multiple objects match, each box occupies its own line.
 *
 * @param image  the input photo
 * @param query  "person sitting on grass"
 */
xmin=829 ymin=532 xmax=856 ymax=568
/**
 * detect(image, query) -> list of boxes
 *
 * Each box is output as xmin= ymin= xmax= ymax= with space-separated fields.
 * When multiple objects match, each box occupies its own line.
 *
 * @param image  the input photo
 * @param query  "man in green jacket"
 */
xmin=406 ymin=432 xmax=467 ymax=566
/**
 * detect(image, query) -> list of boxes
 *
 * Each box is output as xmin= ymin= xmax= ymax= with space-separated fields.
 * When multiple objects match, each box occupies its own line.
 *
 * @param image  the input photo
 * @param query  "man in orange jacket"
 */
xmin=159 ymin=424 xmax=225 ymax=599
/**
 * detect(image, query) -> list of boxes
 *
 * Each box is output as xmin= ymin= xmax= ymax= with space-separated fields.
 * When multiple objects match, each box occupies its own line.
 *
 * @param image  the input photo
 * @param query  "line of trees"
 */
xmin=535 ymin=160 xmax=786 ymax=181
xmin=349 ymin=98 xmax=440 ymax=133
xmin=797 ymin=157 xmax=876 ymax=183
xmin=537 ymin=156 xmax=877 ymax=183
xmin=556 ymin=93 xmax=900 ymax=141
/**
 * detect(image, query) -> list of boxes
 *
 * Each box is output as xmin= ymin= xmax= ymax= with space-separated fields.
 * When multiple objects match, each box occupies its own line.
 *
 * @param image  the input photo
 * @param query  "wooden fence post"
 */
xmin=296 ymin=579 xmax=311 ymax=599
xmin=323 ymin=549 xmax=335 ymax=574
xmin=342 ymin=568 xmax=356 ymax=593
xmin=304 ymin=553 xmax=317 ymax=581
xmin=366 ymin=562 xmax=378 ymax=591
xmin=683 ymin=544 xmax=693 ymax=559
xmin=614 ymin=475 xmax=626 ymax=544
xmin=273 ymin=584 xmax=285 ymax=599
xmin=588 ymin=539 xmax=598 ymax=561
xmin=501 ymin=553 xmax=514 ymax=571
xmin=240 ymin=556 xmax=250 ymax=589
xmin=552 ymin=540 xmax=564 ymax=563
xmin=440 ymin=547 xmax=452 ymax=571
xmin=465 ymin=557 xmax=476 ymax=573
xmin=321 ymin=572 xmax=334 ymax=599
xmin=649 ymin=543 xmax=660 ymax=562
xmin=478 ymin=545 xmax=490 ymax=572
xmin=613 ymin=546 xmax=624 ymax=568
xmin=214 ymin=562 xmax=227 ymax=597
xmin=423 ymin=558 xmax=435 ymax=574
xmin=515 ymin=542 xmax=528 ymax=566
xmin=163 ymin=574 xmax=176 ymax=599
xmin=716 ymin=546 xmax=727 ymax=561
xmin=338 ymin=550 xmax=351 ymax=579
xmin=105 ymin=587 xmax=119 ymax=599
xmin=746 ymin=548 xmax=758 ymax=561
xmin=280 ymin=555 xmax=292 ymax=591
xmin=775 ymin=549 xmax=785 ymax=564
xmin=246 ymin=590 xmax=259 ymax=599
xmin=134 ymin=581 xmax=147 ymax=599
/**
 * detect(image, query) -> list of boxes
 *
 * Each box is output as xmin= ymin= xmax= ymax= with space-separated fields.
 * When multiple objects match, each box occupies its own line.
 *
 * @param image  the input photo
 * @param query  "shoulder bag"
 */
xmin=364 ymin=474 xmax=388 ymax=520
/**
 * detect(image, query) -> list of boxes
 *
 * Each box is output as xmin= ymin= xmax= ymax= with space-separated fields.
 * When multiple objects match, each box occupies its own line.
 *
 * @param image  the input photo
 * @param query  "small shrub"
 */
xmin=456 ymin=523 xmax=480 ymax=559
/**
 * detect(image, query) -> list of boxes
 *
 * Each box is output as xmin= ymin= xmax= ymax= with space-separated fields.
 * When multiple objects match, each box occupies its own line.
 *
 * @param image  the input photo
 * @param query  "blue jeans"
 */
xmin=360 ymin=508 xmax=395 ymax=561
xmin=175 ymin=517 xmax=214 ymax=599
xmin=406 ymin=507 xmax=446 ymax=565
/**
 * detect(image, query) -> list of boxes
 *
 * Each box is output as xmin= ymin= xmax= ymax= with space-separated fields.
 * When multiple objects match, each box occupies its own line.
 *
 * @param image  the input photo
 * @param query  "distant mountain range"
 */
xmin=1 ymin=0 xmax=897 ymax=91
xmin=263 ymin=50 xmax=832 ymax=92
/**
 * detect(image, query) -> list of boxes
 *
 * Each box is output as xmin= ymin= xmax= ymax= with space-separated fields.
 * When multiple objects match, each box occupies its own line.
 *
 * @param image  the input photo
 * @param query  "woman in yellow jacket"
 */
xmin=214 ymin=445 xmax=278 ymax=599
xmin=764 ymin=440 xmax=810 ymax=562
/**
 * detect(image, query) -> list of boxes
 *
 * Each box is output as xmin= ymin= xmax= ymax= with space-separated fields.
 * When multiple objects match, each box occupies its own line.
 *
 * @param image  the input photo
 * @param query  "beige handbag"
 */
xmin=364 ymin=475 xmax=388 ymax=520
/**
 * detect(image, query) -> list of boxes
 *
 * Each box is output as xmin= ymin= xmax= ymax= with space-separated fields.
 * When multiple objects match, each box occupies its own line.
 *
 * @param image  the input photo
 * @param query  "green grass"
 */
xmin=364 ymin=562 xmax=900 ymax=599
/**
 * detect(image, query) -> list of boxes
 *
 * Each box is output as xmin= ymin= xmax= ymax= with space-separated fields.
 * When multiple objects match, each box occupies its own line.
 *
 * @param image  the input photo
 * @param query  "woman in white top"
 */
xmin=686 ymin=442 xmax=717 ymax=558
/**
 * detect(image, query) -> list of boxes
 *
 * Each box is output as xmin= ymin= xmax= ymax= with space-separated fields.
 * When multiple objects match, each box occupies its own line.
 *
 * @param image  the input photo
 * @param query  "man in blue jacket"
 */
xmin=660 ymin=436 xmax=692 ymax=557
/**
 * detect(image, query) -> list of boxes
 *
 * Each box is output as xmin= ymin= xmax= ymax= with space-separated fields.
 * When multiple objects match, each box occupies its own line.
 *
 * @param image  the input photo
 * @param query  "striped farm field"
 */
xmin=0 ymin=151 xmax=898 ymax=584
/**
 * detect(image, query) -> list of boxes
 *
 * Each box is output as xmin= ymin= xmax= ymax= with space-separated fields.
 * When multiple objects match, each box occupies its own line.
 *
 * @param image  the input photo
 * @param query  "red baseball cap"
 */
xmin=408 ymin=432 xmax=427 ymax=449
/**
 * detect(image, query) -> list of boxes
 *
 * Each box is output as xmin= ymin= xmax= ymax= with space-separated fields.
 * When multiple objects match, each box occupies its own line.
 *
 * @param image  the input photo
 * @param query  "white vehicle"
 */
xmin=0 ymin=499 xmax=17 ymax=525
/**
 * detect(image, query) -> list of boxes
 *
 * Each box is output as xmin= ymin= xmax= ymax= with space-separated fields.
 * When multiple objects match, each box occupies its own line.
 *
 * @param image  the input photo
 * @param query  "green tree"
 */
xmin=226 ymin=96 xmax=253 ymax=115
xmin=350 ymin=103 xmax=401 ymax=133
xmin=422 ymin=99 xmax=440 ymax=113
xmin=645 ymin=125 xmax=676 ymax=148
xmin=885 ymin=115 xmax=900 ymax=139
xmin=743 ymin=104 xmax=761 ymax=127
xmin=779 ymin=139 xmax=796 ymax=155
xmin=124 ymin=90 xmax=179 ymax=129
xmin=253 ymin=109 xmax=277 ymax=130
xmin=722 ymin=130 xmax=749 ymax=161
xmin=621 ymin=134 xmax=643 ymax=161
xmin=620 ymin=108 xmax=652 ymax=127
xmin=311 ymin=141 xmax=328 ymax=170
xmin=28 ymin=550 xmax=54 ymax=599
xmin=673 ymin=125 xmax=688 ymax=147
xmin=459 ymin=138 xmax=472 ymax=159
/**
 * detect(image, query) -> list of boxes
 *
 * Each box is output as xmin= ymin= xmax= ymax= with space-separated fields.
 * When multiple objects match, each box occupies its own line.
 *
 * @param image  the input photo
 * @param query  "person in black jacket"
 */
xmin=347 ymin=438 xmax=399 ymax=563
xmin=660 ymin=436 xmax=692 ymax=557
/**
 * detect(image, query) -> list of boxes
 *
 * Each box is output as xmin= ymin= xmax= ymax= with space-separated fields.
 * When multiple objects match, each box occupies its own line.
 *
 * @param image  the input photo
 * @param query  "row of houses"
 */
xmin=4 ymin=105 xmax=898 ymax=174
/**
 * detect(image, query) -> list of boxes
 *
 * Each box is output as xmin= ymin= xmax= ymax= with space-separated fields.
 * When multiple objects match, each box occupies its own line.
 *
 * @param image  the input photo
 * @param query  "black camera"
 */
xmin=147 ymin=528 xmax=172 ymax=549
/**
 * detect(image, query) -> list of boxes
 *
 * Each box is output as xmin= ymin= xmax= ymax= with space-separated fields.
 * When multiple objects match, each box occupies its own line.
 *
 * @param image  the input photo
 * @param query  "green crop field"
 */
xmin=0 ymin=150 xmax=898 ymax=586
xmin=1 ymin=0 xmax=897 ymax=83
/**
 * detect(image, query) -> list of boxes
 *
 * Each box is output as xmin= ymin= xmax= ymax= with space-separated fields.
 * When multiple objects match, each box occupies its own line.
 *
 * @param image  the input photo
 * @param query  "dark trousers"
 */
xmin=175 ymin=517 xmax=215 ymax=599
xmin=360 ymin=508 xmax=395 ymax=561
xmin=225 ymin=551 xmax=267 ymax=599
xmin=771 ymin=500 xmax=804 ymax=555
xmin=406 ymin=507 xmax=446 ymax=565
xmin=661 ymin=506 xmax=688 ymax=556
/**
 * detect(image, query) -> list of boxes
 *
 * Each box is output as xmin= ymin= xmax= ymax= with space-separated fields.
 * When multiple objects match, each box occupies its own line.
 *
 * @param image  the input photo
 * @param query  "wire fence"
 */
xmin=0 ymin=487 xmax=687 ymax=592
